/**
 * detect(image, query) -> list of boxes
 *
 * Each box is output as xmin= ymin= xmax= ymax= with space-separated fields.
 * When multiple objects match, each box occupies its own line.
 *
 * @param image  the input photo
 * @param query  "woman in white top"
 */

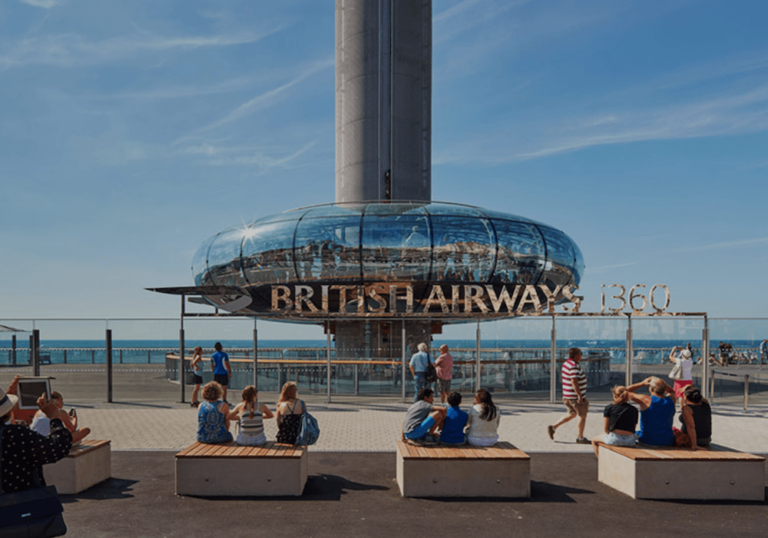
xmin=465 ymin=388 xmax=500 ymax=446
xmin=228 ymin=385 xmax=274 ymax=446
xmin=668 ymin=346 xmax=693 ymax=405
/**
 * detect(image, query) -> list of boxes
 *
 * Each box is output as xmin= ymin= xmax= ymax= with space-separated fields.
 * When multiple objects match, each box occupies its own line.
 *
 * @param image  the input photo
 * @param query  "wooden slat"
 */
xmin=602 ymin=445 xmax=764 ymax=462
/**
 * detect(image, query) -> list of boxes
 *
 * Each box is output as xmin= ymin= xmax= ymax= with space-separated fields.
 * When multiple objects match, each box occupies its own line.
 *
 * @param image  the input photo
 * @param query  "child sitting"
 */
xmin=30 ymin=391 xmax=91 ymax=445
xmin=439 ymin=391 xmax=468 ymax=445
xmin=227 ymin=385 xmax=274 ymax=446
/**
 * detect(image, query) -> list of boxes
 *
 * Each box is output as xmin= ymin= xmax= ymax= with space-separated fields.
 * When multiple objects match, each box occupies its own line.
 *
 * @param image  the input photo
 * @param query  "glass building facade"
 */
xmin=192 ymin=202 xmax=584 ymax=317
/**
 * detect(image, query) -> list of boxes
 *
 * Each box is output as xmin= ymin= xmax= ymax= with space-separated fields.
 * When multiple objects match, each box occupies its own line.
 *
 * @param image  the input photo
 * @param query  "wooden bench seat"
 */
xmin=598 ymin=445 xmax=765 ymax=500
xmin=396 ymin=441 xmax=530 ymax=498
xmin=175 ymin=441 xmax=308 ymax=497
xmin=43 ymin=439 xmax=111 ymax=495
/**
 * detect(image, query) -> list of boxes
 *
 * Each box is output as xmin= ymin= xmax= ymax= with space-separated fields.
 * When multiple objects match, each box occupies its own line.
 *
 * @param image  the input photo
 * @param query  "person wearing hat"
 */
xmin=0 ymin=385 xmax=73 ymax=493
xmin=668 ymin=346 xmax=694 ymax=406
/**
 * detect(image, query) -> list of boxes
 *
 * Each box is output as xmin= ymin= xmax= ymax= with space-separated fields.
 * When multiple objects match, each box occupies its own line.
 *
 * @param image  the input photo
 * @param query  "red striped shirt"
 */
xmin=562 ymin=358 xmax=586 ymax=399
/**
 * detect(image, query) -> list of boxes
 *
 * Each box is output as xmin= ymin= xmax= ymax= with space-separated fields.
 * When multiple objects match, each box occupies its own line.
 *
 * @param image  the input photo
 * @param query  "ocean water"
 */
xmin=0 ymin=338 xmax=760 ymax=366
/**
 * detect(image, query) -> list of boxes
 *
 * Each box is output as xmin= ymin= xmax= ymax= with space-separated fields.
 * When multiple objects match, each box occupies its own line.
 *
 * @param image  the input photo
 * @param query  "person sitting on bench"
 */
xmin=466 ymin=388 xmax=501 ymax=447
xmin=402 ymin=388 xmax=445 ymax=445
xmin=197 ymin=381 xmax=233 ymax=444
xmin=627 ymin=377 xmax=675 ymax=447
xmin=675 ymin=386 xmax=712 ymax=450
xmin=591 ymin=385 xmax=638 ymax=457
xmin=30 ymin=390 xmax=91 ymax=445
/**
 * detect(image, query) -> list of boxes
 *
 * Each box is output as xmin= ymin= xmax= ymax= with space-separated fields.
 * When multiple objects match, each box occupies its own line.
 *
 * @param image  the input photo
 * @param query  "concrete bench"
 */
xmin=396 ymin=441 xmax=530 ymax=498
xmin=43 ymin=439 xmax=111 ymax=495
xmin=175 ymin=441 xmax=308 ymax=497
xmin=598 ymin=445 xmax=765 ymax=500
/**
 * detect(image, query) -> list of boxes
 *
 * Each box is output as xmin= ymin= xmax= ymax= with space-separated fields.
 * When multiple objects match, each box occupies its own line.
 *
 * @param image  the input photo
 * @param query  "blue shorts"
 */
xmin=404 ymin=416 xmax=436 ymax=440
xmin=605 ymin=431 xmax=637 ymax=447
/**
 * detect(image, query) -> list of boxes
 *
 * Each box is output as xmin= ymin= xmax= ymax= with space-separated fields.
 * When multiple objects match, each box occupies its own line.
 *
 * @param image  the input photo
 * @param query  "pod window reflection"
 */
xmin=192 ymin=202 xmax=584 ymax=318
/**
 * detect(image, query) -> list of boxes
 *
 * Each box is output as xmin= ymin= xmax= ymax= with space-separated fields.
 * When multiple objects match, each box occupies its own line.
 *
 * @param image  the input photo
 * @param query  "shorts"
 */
xmin=605 ymin=431 xmax=637 ymax=447
xmin=192 ymin=374 xmax=203 ymax=385
xmin=673 ymin=379 xmax=693 ymax=399
xmin=467 ymin=436 xmax=498 ymax=447
xmin=436 ymin=378 xmax=451 ymax=393
xmin=214 ymin=374 xmax=229 ymax=387
xmin=404 ymin=416 xmax=436 ymax=440
xmin=563 ymin=398 xmax=589 ymax=417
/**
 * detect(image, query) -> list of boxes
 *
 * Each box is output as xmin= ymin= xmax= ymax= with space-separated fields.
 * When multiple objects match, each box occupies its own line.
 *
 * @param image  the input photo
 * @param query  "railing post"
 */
xmin=91 ymin=350 xmax=95 ymax=364
xmin=550 ymin=316 xmax=557 ymax=403
xmin=63 ymin=349 xmax=67 ymax=364
xmin=475 ymin=321 xmax=481 ymax=392
xmin=148 ymin=350 xmax=151 ymax=364
xmin=401 ymin=321 xmax=407 ymax=402
xmin=326 ymin=320 xmax=332 ymax=404
xmin=354 ymin=364 xmax=359 ymax=395
xmin=32 ymin=329 xmax=40 ymax=377
xmin=625 ymin=315 xmax=633 ymax=386
xmin=702 ymin=317 xmax=710 ymax=399
xmin=179 ymin=295 xmax=186 ymax=404
xmin=119 ymin=349 xmax=123 ymax=364
xmin=709 ymin=370 xmax=716 ymax=405
xmin=106 ymin=329 xmax=113 ymax=403
xmin=253 ymin=318 xmax=258 ymax=390
xmin=11 ymin=334 xmax=16 ymax=366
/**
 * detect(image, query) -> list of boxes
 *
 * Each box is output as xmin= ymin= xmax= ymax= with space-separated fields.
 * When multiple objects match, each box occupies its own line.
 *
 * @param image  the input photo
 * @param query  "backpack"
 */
xmin=295 ymin=401 xmax=320 ymax=446
xmin=424 ymin=353 xmax=437 ymax=383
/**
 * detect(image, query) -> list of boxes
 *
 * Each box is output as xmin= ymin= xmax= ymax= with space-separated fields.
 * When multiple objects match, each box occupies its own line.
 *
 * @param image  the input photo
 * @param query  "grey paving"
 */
xmin=77 ymin=400 xmax=768 ymax=454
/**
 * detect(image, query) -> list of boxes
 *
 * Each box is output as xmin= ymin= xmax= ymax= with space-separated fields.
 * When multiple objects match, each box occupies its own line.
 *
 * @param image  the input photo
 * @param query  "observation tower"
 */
xmin=157 ymin=0 xmax=584 ymax=361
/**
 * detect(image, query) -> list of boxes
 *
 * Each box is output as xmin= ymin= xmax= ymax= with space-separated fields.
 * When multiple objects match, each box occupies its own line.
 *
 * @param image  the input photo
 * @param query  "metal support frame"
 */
xmin=106 ymin=328 xmax=113 ymax=403
xmin=32 ymin=329 xmax=40 ymax=377
xmin=702 ymin=316 xmax=710 ymax=399
xmin=252 ymin=318 xmax=258 ymax=389
xmin=326 ymin=321 xmax=332 ymax=404
xmin=401 ymin=321 xmax=406 ymax=403
xmin=475 ymin=321 xmax=481 ymax=391
xmin=550 ymin=316 xmax=557 ymax=403
xmin=179 ymin=295 xmax=186 ymax=403
xmin=625 ymin=315 xmax=633 ymax=386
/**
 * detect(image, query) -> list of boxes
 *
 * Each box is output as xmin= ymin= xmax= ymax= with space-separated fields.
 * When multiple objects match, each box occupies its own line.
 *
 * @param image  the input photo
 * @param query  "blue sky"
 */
xmin=1 ymin=0 xmax=767 ymax=339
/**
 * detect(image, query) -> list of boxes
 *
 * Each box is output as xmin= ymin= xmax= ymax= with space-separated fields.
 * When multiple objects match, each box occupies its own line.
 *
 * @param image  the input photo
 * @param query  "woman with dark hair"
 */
xmin=229 ymin=385 xmax=273 ymax=446
xmin=276 ymin=382 xmax=305 ymax=445
xmin=196 ymin=381 xmax=232 ymax=444
xmin=465 ymin=388 xmax=500 ymax=446
xmin=676 ymin=386 xmax=712 ymax=450
xmin=591 ymin=385 xmax=638 ymax=457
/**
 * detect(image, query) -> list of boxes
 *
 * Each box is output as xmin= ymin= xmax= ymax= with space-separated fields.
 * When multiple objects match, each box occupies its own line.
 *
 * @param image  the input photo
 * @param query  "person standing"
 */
xmin=668 ymin=346 xmax=693 ymax=406
xmin=760 ymin=339 xmax=767 ymax=365
xmin=190 ymin=346 xmax=204 ymax=407
xmin=434 ymin=344 xmax=454 ymax=404
xmin=409 ymin=342 xmax=431 ymax=403
xmin=547 ymin=347 xmax=590 ymax=444
xmin=211 ymin=342 xmax=232 ymax=403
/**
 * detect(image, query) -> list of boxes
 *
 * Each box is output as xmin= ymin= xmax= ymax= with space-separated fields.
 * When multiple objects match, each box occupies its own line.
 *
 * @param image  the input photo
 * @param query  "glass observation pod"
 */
xmin=191 ymin=201 xmax=585 ymax=319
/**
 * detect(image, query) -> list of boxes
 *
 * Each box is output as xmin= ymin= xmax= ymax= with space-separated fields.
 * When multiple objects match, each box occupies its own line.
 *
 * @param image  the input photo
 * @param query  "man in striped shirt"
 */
xmin=547 ymin=347 xmax=590 ymax=444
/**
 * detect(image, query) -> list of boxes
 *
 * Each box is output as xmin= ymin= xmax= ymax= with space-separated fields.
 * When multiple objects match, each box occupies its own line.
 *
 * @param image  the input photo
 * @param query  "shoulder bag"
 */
xmin=295 ymin=401 xmax=320 ymax=446
xmin=424 ymin=354 xmax=438 ymax=383
xmin=0 ymin=425 xmax=67 ymax=538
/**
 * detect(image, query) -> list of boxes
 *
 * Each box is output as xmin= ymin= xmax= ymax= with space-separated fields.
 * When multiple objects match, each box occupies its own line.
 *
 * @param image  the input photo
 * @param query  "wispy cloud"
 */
xmin=434 ymin=84 xmax=768 ymax=164
xmin=0 ymin=27 xmax=284 ymax=69
xmin=588 ymin=262 xmax=637 ymax=273
xmin=180 ymin=141 xmax=318 ymax=172
xmin=680 ymin=237 xmax=768 ymax=253
xmin=19 ymin=0 xmax=61 ymax=8
xmin=179 ymin=57 xmax=333 ymax=138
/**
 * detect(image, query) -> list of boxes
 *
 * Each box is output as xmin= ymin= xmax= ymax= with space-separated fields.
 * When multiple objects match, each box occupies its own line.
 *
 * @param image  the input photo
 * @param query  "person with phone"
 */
xmin=30 ymin=391 xmax=91 ymax=445
xmin=0 ymin=387 xmax=72 ymax=492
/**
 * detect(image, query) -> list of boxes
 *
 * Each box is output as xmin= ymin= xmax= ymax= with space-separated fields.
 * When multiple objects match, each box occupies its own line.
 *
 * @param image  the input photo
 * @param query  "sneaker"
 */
xmin=547 ymin=425 xmax=555 ymax=440
xmin=576 ymin=437 xmax=591 ymax=444
xmin=423 ymin=435 xmax=439 ymax=445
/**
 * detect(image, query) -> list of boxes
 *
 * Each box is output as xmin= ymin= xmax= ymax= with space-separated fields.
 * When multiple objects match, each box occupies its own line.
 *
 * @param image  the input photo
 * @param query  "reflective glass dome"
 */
xmin=192 ymin=202 xmax=584 ymax=300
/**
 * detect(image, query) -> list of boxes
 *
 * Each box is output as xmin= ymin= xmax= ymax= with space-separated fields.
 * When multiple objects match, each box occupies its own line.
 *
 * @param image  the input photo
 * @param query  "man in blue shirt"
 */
xmin=439 ymin=392 xmax=468 ymax=445
xmin=211 ymin=342 xmax=232 ymax=402
xmin=409 ymin=342 xmax=431 ymax=402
